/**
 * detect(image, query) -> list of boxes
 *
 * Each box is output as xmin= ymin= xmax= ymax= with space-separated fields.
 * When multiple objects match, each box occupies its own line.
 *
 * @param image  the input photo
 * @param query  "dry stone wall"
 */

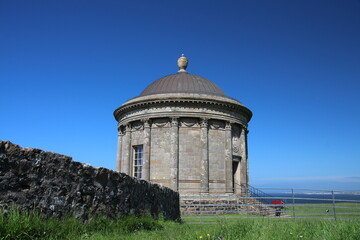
xmin=0 ymin=140 xmax=180 ymax=221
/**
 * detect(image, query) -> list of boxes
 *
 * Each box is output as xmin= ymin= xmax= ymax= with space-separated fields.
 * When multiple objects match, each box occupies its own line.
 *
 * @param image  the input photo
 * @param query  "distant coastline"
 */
xmin=262 ymin=193 xmax=360 ymax=204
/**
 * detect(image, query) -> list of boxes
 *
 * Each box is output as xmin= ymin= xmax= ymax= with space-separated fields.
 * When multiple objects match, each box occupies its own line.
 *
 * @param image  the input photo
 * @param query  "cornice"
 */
xmin=114 ymin=97 xmax=252 ymax=123
xmin=118 ymin=111 xmax=247 ymax=128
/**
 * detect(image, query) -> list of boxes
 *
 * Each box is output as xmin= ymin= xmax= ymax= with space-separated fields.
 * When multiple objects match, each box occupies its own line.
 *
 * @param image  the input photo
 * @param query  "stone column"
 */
xmin=142 ymin=119 xmax=151 ymax=181
xmin=170 ymin=117 xmax=179 ymax=191
xmin=225 ymin=121 xmax=233 ymax=192
xmin=240 ymin=126 xmax=248 ymax=195
xmin=200 ymin=118 xmax=209 ymax=192
xmin=122 ymin=124 xmax=132 ymax=175
xmin=115 ymin=127 xmax=123 ymax=172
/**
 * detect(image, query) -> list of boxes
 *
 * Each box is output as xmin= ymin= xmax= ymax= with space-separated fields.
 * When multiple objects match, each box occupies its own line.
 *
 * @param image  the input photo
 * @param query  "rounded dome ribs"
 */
xmin=139 ymin=72 xmax=227 ymax=97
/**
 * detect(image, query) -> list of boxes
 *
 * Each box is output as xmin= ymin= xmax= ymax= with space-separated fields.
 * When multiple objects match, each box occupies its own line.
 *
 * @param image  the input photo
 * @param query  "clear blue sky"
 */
xmin=1 ymin=0 xmax=359 ymax=191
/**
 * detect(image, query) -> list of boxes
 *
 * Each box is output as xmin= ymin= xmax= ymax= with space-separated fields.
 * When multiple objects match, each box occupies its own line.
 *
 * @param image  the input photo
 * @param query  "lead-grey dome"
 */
xmin=139 ymin=72 xmax=227 ymax=97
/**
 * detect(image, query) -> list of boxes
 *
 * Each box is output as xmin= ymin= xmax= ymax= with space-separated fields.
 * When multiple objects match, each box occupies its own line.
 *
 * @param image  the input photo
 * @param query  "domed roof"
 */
xmin=139 ymin=72 xmax=227 ymax=97
xmin=114 ymin=55 xmax=252 ymax=124
xmin=139 ymin=54 xmax=227 ymax=97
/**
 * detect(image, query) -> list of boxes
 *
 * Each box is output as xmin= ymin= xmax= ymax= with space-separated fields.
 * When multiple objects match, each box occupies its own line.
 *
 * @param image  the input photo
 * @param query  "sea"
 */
xmin=260 ymin=192 xmax=360 ymax=204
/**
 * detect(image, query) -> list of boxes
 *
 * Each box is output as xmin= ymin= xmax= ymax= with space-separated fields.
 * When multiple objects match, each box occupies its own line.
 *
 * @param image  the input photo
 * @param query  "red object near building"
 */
xmin=272 ymin=200 xmax=284 ymax=205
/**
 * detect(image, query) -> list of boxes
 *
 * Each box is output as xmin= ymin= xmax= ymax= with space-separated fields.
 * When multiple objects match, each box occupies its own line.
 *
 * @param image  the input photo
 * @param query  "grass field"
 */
xmin=180 ymin=202 xmax=360 ymax=222
xmin=1 ymin=208 xmax=359 ymax=240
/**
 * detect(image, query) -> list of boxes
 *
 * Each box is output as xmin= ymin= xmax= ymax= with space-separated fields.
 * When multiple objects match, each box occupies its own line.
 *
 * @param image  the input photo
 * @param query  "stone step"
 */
xmin=180 ymin=197 xmax=274 ymax=216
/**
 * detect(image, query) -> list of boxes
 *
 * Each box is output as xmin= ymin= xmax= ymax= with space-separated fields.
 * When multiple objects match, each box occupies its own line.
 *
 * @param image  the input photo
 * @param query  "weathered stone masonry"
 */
xmin=115 ymin=115 xmax=250 ymax=194
xmin=113 ymin=55 xmax=252 ymax=197
xmin=0 ymin=140 xmax=180 ymax=221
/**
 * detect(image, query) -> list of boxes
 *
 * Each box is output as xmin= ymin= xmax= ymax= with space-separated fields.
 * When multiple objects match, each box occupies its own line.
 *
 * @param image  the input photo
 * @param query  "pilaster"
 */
xmin=115 ymin=128 xmax=124 ymax=172
xmin=200 ymin=118 xmax=209 ymax=192
xmin=142 ymin=119 xmax=151 ymax=181
xmin=240 ymin=126 xmax=248 ymax=195
xmin=122 ymin=124 xmax=131 ymax=175
xmin=170 ymin=117 xmax=179 ymax=191
xmin=225 ymin=121 xmax=233 ymax=192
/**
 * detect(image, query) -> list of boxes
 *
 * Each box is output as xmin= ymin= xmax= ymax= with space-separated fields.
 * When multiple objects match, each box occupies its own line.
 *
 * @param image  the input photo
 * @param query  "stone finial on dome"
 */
xmin=177 ymin=53 xmax=188 ymax=72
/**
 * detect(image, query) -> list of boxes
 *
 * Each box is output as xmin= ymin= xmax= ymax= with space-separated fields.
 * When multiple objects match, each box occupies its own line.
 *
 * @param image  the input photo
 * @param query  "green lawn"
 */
xmin=123 ymin=219 xmax=360 ymax=240
xmin=1 ymin=208 xmax=359 ymax=240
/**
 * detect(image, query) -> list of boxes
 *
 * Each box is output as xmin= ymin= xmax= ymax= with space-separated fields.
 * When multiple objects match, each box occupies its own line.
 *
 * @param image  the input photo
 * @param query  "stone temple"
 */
xmin=114 ymin=55 xmax=252 ymax=195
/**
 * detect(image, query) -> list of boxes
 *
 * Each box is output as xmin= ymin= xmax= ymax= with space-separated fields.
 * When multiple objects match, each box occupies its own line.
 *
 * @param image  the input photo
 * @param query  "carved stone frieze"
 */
xmin=232 ymin=124 xmax=241 ymax=156
xmin=200 ymin=118 xmax=208 ymax=128
xmin=131 ymin=121 xmax=143 ymax=131
xmin=116 ymin=103 xmax=248 ymax=127
xmin=114 ymin=97 xmax=252 ymax=124
xmin=232 ymin=146 xmax=239 ymax=153
xmin=152 ymin=118 xmax=170 ymax=128
xmin=209 ymin=119 xmax=225 ymax=130
xmin=180 ymin=117 xmax=199 ymax=128
xmin=125 ymin=124 xmax=131 ymax=132
xmin=171 ymin=117 xmax=179 ymax=127
xmin=225 ymin=121 xmax=232 ymax=130
xmin=142 ymin=118 xmax=152 ymax=128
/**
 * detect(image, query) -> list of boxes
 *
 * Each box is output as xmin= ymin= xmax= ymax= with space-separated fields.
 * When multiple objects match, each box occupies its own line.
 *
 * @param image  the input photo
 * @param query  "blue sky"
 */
xmin=1 ymin=0 xmax=359 ymax=191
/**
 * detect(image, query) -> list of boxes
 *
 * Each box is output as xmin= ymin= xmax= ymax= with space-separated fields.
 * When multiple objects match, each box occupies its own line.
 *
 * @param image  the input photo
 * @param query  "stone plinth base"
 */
xmin=180 ymin=194 xmax=273 ymax=216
